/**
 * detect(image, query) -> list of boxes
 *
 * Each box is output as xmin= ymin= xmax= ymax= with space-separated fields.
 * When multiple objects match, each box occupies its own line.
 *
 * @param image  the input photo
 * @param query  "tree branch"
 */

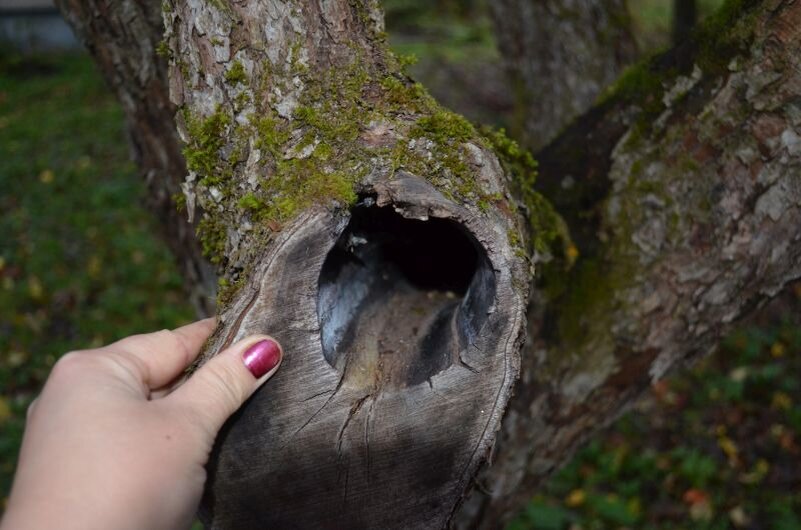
xmin=460 ymin=0 xmax=801 ymax=525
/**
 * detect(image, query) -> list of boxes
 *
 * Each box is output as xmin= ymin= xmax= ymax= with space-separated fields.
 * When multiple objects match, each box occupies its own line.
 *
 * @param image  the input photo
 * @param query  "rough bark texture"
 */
xmin=54 ymin=0 xmax=216 ymax=315
xmin=489 ymin=0 xmax=637 ymax=151
xmin=160 ymin=0 xmax=530 ymax=527
xmin=55 ymin=0 xmax=801 ymax=528
xmin=459 ymin=0 xmax=801 ymax=525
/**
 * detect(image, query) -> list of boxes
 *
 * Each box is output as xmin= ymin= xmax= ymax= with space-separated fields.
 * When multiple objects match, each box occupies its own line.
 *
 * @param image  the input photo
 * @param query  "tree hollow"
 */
xmin=318 ymin=204 xmax=496 ymax=390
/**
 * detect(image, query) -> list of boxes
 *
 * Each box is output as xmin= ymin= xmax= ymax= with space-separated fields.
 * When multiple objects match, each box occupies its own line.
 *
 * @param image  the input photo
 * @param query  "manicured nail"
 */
xmin=242 ymin=339 xmax=281 ymax=378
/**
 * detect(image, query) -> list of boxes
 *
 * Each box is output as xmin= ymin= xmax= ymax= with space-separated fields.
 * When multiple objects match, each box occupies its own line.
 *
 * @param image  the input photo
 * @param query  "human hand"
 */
xmin=0 ymin=319 xmax=282 ymax=530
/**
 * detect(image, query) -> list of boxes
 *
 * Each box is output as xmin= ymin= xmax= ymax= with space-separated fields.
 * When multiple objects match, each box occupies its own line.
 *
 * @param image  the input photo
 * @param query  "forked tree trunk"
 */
xmin=55 ymin=0 xmax=801 ymax=528
xmin=460 ymin=0 xmax=801 ymax=525
xmin=489 ymin=0 xmax=637 ymax=151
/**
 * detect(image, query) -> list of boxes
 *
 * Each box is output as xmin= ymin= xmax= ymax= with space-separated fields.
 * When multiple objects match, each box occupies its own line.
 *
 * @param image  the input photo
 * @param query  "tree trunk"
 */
xmin=460 ymin=0 xmax=801 ymax=525
xmin=55 ymin=0 xmax=216 ymax=315
xmin=55 ymin=0 xmax=801 ymax=528
xmin=673 ymin=0 xmax=697 ymax=44
xmin=160 ymin=1 xmax=531 ymax=527
xmin=489 ymin=0 xmax=637 ymax=151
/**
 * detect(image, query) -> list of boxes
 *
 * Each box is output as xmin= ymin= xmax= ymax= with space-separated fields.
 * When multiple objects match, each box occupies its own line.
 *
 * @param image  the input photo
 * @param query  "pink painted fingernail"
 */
xmin=242 ymin=339 xmax=281 ymax=378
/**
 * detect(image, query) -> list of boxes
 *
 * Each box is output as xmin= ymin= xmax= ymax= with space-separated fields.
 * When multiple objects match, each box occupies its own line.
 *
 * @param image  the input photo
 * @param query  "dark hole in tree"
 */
xmin=317 ymin=204 xmax=496 ymax=389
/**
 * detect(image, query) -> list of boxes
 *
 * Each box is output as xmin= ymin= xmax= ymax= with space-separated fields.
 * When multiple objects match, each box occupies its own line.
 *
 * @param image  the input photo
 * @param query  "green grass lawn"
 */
xmin=1 ymin=1 xmax=800 ymax=525
xmin=509 ymin=308 xmax=801 ymax=529
xmin=0 ymin=52 xmax=194 ymax=503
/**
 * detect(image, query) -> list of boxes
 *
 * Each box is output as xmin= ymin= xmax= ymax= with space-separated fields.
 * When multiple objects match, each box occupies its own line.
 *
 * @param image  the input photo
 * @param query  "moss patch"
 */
xmin=224 ymin=60 xmax=247 ymax=86
xmin=181 ymin=46 xmax=534 ymax=284
xmin=182 ymin=106 xmax=232 ymax=186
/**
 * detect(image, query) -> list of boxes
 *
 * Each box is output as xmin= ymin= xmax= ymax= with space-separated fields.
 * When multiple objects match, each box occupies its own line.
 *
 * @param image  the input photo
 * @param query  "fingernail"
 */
xmin=242 ymin=339 xmax=281 ymax=378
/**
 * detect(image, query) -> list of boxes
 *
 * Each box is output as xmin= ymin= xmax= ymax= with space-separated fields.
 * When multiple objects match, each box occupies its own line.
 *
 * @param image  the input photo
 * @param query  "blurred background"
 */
xmin=1 ymin=0 xmax=800 ymax=528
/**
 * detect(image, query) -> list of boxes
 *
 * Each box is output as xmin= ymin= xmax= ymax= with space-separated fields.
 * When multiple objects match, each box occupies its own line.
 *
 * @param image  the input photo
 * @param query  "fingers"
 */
xmin=109 ymin=318 xmax=217 ymax=389
xmin=167 ymin=335 xmax=282 ymax=437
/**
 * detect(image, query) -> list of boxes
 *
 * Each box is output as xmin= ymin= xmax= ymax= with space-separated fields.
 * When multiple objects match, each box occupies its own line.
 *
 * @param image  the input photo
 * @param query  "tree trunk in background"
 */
xmin=460 ymin=0 xmax=801 ymax=525
xmin=55 ymin=0 xmax=216 ymax=315
xmin=673 ymin=0 xmax=697 ymax=44
xmin=489 ymin=0 xmax=637 ymax=151
xmin=56 ymin=0 xmax=801 ymax=527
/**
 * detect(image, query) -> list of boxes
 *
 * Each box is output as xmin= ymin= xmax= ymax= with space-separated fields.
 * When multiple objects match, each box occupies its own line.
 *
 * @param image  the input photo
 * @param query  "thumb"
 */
xmin=169 ymin=335 xmax=282 ymax=436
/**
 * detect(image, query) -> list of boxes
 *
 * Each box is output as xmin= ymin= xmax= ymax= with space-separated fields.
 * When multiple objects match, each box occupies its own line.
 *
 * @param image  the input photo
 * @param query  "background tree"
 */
xmin=673 ymin=0 xmax=698 ymax=43
xmin=490 ymin=0 xmax=637 ymax=150
xmin=40 ymin=0 xmax=801 ymax=527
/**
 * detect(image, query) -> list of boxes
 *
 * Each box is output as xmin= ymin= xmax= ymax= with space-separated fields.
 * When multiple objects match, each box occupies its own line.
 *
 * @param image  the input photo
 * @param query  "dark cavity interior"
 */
xmin=317 ymin=205 xmax=496 ymax=390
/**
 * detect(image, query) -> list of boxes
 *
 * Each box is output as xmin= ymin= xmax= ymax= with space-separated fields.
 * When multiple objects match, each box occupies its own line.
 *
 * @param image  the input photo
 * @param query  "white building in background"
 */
xmin=0 ymin=0 xmax=79 ymax=51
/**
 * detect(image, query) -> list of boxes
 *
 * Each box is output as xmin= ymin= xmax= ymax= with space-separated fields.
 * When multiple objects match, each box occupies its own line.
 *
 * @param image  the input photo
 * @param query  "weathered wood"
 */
xmin=200 ymin=173 xmax=527 ymax=528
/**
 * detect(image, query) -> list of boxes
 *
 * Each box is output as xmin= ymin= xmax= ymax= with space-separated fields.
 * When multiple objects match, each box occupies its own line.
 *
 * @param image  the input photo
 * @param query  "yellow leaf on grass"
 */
xmin=38 ymin=169 xmax=54 ymax=184
xmin=772 ymin=391 xmax=792 ymax=410
xmin=718 ymin=436 xmax=739 ymax=465
xmin=770 ymin=342 xmax=786 ymax=358
xmin=87 ymin=255 xmax=102 ymax=278
xmin=0 ymin=397 xmax=12 ymax=424
xmin=729 ymin=506 xmax=751 ymax=528
xmin=7 ymin=351 xmax=28 ymax=368
xmin=564 ymin=489 xmax=586 ymax=507
xmin=689 ymin=499 xmax=714 ymax=521
xmin=27 ymin=276 xmax=43 ymax=300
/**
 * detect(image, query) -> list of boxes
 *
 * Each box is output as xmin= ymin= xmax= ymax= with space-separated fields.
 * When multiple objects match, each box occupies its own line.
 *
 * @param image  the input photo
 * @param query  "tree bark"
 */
xmin=673 ymin=0 xmax=697 ymax=44
xmin=55 ymin=0 xmax=216 ymax=315
xmin=160 ymin=1 xmax=530 ymax=527
xmin=460 ymin=0 xmax=801 ymax=525
xmin=55 ymin=0 xmax=801 ymax=528
xmin=489 ymin=0 xmax=637 ymax=151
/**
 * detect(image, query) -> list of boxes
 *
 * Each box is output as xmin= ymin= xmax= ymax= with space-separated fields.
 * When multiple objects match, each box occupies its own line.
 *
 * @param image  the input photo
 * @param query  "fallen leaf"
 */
xmin=564 ymin=489 xmax=585 ymax=507
xmin=38 ymin=169 xmax=54 ymax=184
xmin=729 ymin=506 xmax=750 ymax=528
xmin=683 ymin=488 xmax=709 ymax=506
xmin=27 ymin=276 xmax=43 ymax=300
xmin=771 ymin=391 xmax=792 ymax=410
xmin=739 ymin=459 xmax=769 ymax=484
xmin=729 ymin=367 xmax=748 ymax=382
xmin=689 ymin=499 xmax=714 ymax=521
xmin=87 ymin=255 xmax=102 ymax=278
xmin=0 ymin=397 xmax=12 ymax=424
xmin=718 ymin=436 xmax=739 ymax=464
xmin=770 ymin=342 xmax=786 ymax=358
xmin=7 ymin=351 xmax=28 ymax=368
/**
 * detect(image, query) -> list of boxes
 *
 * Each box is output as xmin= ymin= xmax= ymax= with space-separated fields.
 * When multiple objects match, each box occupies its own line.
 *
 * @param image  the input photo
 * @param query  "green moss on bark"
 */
xmin=224 ymin=61 xmax=247 ymax=85
xmin=182 ymin=107 xmax=232 ymax=186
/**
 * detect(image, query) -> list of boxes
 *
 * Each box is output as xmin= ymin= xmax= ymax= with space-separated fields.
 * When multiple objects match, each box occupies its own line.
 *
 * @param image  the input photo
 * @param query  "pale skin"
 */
xmin=0 ymin=318 xmax=282 ymax=530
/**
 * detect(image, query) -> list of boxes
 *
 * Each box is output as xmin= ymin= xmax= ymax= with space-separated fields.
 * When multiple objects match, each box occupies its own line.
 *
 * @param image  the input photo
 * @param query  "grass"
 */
xmin=508 ymin=299 xmax=801 ymax=529
xmin=0 ymin=52 xmax=194 ymax=503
